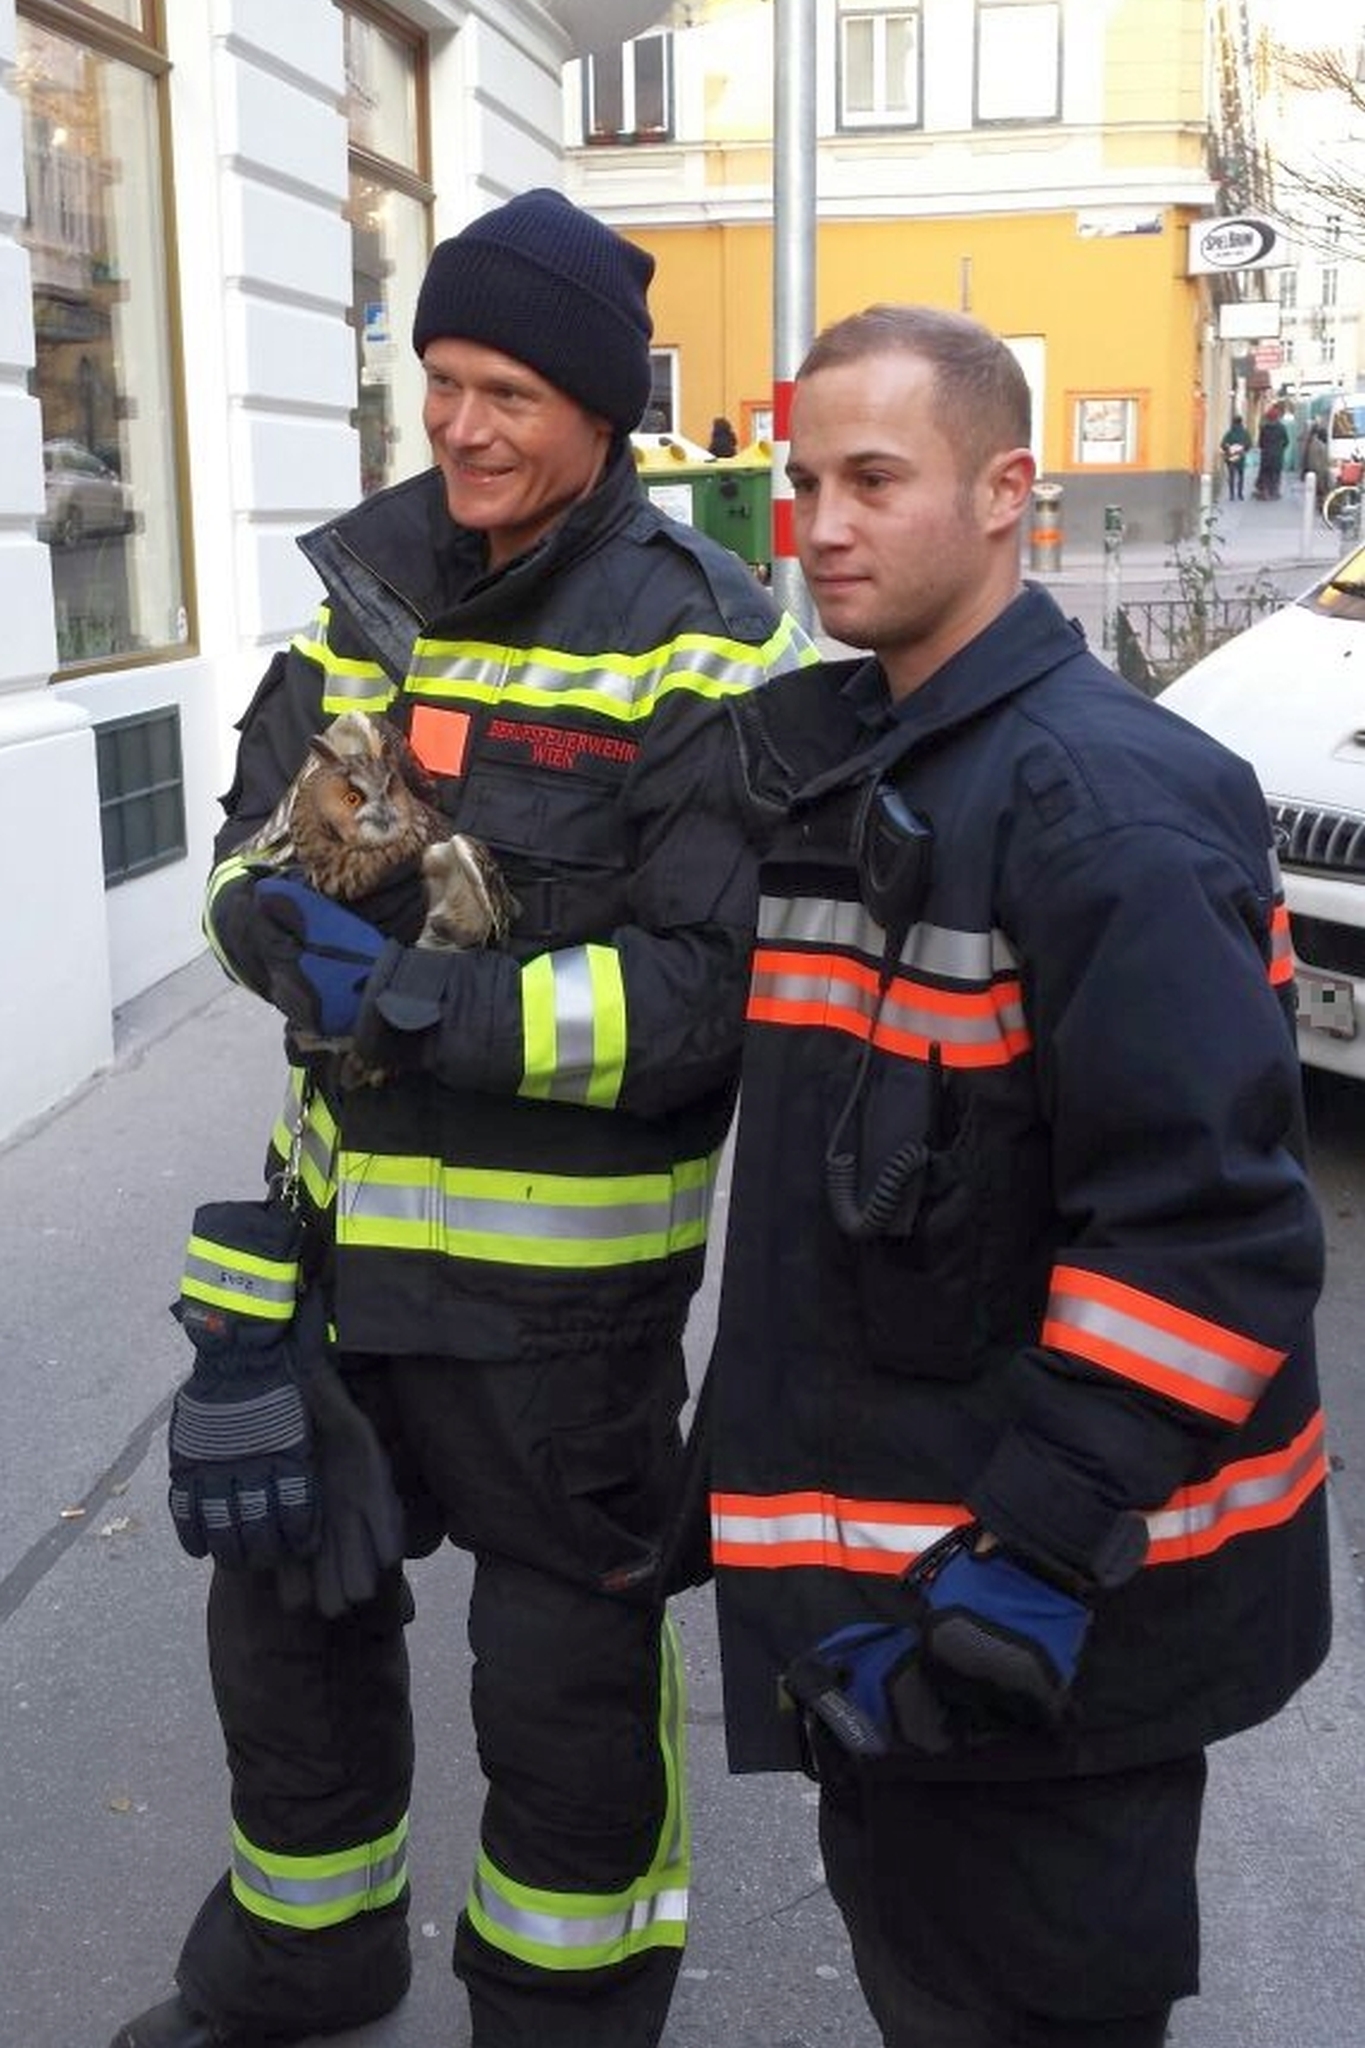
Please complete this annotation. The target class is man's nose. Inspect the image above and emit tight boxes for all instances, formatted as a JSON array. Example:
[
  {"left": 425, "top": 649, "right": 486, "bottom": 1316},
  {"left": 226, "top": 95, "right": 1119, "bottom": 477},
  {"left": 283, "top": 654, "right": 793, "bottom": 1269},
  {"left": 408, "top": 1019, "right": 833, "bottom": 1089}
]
[{"left": 435, "top": 391, "right": 492, "bottom": 444}]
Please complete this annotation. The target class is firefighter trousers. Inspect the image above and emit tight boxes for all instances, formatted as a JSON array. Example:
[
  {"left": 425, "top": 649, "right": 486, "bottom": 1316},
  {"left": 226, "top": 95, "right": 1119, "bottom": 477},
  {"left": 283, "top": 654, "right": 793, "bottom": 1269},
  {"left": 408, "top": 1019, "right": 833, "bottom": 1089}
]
[{"left": 175, "top": 1339, "right": 691, "bottom": 2048}]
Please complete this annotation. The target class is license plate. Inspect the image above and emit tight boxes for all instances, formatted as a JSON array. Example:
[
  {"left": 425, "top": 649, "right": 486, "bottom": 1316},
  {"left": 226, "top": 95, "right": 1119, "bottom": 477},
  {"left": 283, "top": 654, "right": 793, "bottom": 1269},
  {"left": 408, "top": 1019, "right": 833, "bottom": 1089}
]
[{"left": 1295, "top": 966, "right": 1357, "bottom": 1040}]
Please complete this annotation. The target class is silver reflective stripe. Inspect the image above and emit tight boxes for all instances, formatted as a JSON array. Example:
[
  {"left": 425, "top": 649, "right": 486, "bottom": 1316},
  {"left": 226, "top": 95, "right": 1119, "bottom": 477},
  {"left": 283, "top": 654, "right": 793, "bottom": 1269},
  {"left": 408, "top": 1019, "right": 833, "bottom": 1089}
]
[
  {"left": 235, "top": 1843, "right": 406, "bottom": 1909},
  {"left": 470, "top": 1873, "right": 690, "bottom": 1954},
  {"left": 758, "top": 897, "right": 1020, "bottom": 979},
  {"left": 406, "top": 634, "right": 777, "bottom": 712},
  {"left": 710, "top": 1498, "right": 964, "bottom": 1568},
  {"left": 1045, "top": 1270, "right": 1276, "bottom": 1418},
  {"left": 465, "top": 1617, "right": 688, "bottom": 1969},
  {"left": 337, "top": 1169, "right": 712, "bottom": 1259},
  {"left": 231, "top": 1816, "right": 409, "bottom": 1930},
  {"left": 546, "top": 949, "right": 598, "bottom": 1099},
  {"left": 181, "top": 1247, "right": 296, "bottom": 1315},
  {"left": 751, "top": 960, "right": 1026, "bottom": 1049}
]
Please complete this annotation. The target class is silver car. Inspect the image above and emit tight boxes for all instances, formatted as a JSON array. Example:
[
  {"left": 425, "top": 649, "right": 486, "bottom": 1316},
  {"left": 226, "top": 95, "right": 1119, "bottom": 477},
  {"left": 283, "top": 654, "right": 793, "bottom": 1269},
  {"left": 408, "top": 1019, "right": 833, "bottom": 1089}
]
[{"left": 41, "top": 438, "right": 132, "bottom": 547}]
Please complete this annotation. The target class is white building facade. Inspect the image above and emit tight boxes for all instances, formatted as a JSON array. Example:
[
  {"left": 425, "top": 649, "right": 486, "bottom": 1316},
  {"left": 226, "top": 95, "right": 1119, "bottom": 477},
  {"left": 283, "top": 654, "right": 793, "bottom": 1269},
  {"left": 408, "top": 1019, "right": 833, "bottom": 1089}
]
[{"left": 0, "top": 0, "right": 586, "bottom": 1147}]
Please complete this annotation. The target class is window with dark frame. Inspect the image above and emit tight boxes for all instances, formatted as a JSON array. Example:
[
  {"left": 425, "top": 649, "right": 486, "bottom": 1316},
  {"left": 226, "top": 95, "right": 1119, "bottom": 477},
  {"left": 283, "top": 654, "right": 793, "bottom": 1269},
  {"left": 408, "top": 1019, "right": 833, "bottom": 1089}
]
[
  {"left": 838, "top": 3, "right": 922, "bottom": 131},
  {"left": 96, "top": 705, "right": 187, "bottom": 886}
]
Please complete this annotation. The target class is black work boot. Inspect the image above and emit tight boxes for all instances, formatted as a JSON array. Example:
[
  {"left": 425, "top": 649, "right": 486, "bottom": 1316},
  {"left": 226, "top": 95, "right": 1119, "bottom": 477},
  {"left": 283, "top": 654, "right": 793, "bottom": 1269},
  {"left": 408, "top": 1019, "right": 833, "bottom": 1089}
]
[{"left": 107, "top": 1993, "right": 303, "bottom": 2048}]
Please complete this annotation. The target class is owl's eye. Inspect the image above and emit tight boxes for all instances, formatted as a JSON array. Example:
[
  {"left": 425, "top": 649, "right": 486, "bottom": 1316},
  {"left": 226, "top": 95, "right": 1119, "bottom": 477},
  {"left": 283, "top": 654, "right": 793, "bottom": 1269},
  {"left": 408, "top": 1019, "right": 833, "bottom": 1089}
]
[{"left": 342, "top": 787, "right": 364, "bottom": 808}]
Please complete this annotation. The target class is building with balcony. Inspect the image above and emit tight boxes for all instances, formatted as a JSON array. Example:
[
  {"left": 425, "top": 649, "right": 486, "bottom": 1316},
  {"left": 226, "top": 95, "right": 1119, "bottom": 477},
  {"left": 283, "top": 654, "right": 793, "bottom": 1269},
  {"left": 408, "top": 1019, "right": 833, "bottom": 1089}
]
[{"left": 565, "top": 0, "right": 1244, "bottom": 545}]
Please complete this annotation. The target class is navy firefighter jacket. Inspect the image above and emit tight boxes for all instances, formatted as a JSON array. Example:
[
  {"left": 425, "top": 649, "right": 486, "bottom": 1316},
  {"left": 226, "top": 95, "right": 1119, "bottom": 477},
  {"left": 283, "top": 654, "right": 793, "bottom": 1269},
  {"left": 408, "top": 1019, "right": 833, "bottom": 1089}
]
[{"left": 709, "top": 582, "right": 1331, "bottom": 1779}]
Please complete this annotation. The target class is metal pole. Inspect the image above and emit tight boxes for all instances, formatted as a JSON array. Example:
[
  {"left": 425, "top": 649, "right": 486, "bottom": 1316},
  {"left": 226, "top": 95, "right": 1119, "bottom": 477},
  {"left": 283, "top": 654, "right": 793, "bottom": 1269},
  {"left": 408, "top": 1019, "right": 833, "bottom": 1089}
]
[
  {"left": 770, "top": 0, "right": 816, "bottom": 633},
  {"left": 1102, "top": 505, "right": 1124, "bottom": 653}
]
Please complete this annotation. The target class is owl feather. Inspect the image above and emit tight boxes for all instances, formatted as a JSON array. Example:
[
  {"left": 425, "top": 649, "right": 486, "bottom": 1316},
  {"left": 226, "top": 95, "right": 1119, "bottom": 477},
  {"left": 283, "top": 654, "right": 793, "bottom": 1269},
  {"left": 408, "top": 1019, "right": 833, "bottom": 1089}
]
[{"left": 240, "top": 711, "right": 518, "bottom": 1084}]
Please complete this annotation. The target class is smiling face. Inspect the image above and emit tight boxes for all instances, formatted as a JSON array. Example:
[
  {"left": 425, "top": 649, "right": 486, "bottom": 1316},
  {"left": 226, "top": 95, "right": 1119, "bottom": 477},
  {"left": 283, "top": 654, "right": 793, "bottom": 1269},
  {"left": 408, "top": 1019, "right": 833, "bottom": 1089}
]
[
  {"left": 788, "top": 348, "right": 1035, "bottom": 699},
  {"left": 421, "top": 337, "right": 614, "bottom": 570}
]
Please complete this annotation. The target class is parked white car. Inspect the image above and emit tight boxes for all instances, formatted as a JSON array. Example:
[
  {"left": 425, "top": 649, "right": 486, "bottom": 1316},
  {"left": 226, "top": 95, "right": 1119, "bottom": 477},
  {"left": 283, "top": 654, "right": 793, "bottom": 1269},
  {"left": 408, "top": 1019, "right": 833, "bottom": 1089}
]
[{"left": 1158, "top": 543, "right": 1365, "bottom": 1080}]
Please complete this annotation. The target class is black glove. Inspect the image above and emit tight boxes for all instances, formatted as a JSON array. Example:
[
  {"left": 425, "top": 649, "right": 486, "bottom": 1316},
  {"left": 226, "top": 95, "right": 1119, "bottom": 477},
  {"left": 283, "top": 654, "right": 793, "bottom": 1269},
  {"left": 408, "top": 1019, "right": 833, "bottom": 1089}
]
[
  {"left": 274, "top": 1340, "right": 407, "bottom": 1618},
  {"left": 167, "top": 1212, "right": 323, "bottom": 1570}
]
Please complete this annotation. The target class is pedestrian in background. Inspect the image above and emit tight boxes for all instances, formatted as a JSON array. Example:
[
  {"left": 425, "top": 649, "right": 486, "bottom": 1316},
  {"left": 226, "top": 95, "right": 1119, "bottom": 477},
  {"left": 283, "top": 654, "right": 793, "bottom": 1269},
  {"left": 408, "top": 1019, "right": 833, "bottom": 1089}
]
[
  {"left": 112, "top": 189, "right": 814, "bottom": 2048},
  {"left": 708, "top": 303, "right": 1330, "bottom": 2048},
  {"left": 1220, "top": 411, "right": 1250, "bottom": 499},
  {"left": 1255, "top": 405, "right": 1289, "bottom": 500},
  {"left": 708, "top": 415, "right": 739, "bottom": 458},
  {"left": 1301, "top": 422, "right": 1331, "bottom": 510}
]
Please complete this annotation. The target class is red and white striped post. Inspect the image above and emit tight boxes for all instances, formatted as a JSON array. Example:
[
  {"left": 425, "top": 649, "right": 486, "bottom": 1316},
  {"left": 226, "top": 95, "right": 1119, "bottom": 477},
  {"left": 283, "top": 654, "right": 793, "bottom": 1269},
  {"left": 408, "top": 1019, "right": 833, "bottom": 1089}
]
[
  {"left": 770, "top": 375, "right": 796, "bottom": 582},
  {"left": 769, "top": 0, "right": 816, "bottom": 632}
]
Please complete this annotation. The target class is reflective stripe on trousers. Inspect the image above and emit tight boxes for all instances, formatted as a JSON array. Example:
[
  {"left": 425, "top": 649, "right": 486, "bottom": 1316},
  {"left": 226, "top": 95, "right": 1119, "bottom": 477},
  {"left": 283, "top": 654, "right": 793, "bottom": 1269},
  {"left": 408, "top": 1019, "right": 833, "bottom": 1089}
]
[
  {"left": 230, "top": 1813, "right": 409, "bottom": 1930},
  {"left": 464, "top": 1615, "right": 689, "bottom": 1971}
]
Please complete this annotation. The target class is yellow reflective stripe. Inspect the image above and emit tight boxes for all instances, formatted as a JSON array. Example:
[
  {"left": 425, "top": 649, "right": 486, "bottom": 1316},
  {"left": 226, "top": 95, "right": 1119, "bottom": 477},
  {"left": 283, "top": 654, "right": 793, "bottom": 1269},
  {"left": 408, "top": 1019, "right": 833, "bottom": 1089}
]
[
  {"left": 269, "top": 1069, "right": 339, "bottom": 1213},
  {"left": 404, "top": 619, "right": 800, "bottom": 722},
  {"left": 335, "top": 1152, "right": 718, "bottom": 1268},
  {"left": 465, "top": 1616, "right": 688, "bottom": 1970},
  {"left": 231, "top": 1815, "right": 409, "bottom": 1931},
  {"left": 202, "top": 852, "right": 260, "bottom": 979},
  {"left": 518, "top": 946, "right": 627, "bottom": 1109},
  {"left": 181, "top": 1234, "right": 299, "bottom": 1321},
  {"left": 289, "top": 604, "right": 395, "bottom": 716}
]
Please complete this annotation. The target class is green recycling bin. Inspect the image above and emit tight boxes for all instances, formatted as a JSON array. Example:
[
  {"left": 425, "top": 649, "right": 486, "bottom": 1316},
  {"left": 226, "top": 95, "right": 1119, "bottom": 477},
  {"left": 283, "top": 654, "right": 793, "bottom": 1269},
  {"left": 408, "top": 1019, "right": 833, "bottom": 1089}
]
[
  {"left": 692, "top": 462, "right": 772, "bottom": 569},
  {"left": 635, "top": 442, "right": 772, "bottom": 572}
]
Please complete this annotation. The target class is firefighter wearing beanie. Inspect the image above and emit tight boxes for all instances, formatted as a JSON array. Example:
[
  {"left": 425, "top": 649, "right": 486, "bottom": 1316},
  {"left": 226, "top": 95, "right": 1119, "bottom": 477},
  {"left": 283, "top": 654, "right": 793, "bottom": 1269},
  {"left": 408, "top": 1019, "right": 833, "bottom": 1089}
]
[{"left": 111, "top": 190, "right": 816, "bottom": 2048}]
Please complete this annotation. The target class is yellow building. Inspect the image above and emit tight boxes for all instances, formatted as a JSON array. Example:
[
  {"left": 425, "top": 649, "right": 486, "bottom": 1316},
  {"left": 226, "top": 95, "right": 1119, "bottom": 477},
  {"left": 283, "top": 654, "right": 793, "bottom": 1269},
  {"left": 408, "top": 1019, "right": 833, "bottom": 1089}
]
[{"left": 567, "top": 0, "right": 1252, "bottom": 546}]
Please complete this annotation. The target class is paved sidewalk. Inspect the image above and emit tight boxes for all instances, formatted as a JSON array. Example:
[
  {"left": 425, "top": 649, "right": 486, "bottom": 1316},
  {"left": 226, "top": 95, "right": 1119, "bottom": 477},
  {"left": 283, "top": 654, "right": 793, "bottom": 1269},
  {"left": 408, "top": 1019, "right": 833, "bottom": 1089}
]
[
  {"left": 2, "top": 946, "right": 1363, "bottom": 2046},
  {"left": 1031, "top": 474, "right": 1345, "bottom": 653}
]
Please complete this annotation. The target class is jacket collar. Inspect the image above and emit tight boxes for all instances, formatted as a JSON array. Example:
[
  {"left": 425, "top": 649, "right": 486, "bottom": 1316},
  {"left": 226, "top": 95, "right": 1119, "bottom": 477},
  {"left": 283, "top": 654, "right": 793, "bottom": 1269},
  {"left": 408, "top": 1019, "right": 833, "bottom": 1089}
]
[
  {"left": 797, "top": 583, "right": 1089, "bottom": 804},
  {"left": 296, "top": 439, "right": 645, "bottom": 668}
]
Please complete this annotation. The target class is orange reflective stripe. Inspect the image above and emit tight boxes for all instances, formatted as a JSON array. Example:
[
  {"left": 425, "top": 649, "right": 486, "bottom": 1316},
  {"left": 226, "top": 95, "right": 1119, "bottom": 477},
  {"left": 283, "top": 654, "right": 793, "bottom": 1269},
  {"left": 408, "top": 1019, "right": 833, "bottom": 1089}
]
[
  {"left": 1043, "top": 1265, "right": 1282, "bottom": 1424},
  {"left": 1269, "top": 902, "right": 1294, "bottom": 986},
  {"left": 710, "top": 1491, "right": 969, "bottom": 1575},
  {"left": 714, "top": 1418, "right": 1323, "bottom": 1580},
  {"left": 1145, "top": 1411, "right": 1327, "bottom": 1563},
  {"left": 748, "top": 947, "right": 1029, "bottom": 1069}
]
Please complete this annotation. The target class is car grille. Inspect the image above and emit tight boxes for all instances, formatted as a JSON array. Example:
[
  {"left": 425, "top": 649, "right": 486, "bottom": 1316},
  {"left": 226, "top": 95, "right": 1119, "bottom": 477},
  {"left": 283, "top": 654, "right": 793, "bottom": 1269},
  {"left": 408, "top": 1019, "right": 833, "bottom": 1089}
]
[
  {"left": 1291, "top": 914, "right": 1365, "bottom": 980},
  {"left": 1269, "top": 798, "right": 1365, "bottom": 877}
]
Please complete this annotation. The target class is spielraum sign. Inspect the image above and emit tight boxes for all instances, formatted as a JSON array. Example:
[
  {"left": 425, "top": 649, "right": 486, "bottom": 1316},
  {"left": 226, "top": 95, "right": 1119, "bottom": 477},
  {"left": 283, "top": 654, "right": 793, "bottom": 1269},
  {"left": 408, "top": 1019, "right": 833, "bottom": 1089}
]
[{"left": 1187, "top": 215, "right": 1290, "bottom": 275}]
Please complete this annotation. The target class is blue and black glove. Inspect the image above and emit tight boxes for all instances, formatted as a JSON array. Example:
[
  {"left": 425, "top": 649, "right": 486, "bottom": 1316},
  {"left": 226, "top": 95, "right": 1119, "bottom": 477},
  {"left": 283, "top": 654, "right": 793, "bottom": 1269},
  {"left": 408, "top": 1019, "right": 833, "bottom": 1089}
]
[
  {"left": 249, "top": 877, "right": 388, "bottom": 1040},
  {"left": 899, "top": 1527, "right": 1093, "bottom": 1737},
  {"left": 783, "top": 1527, "right": 1093, "bottom": 1767}
]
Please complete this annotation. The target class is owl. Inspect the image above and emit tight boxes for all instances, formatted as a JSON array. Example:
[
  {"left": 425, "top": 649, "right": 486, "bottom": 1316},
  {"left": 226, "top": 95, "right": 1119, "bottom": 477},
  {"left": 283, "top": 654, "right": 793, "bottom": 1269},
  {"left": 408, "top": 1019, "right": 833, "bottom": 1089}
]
[{"left": 244, "top": 710, "right": 517, "bottom": 953}]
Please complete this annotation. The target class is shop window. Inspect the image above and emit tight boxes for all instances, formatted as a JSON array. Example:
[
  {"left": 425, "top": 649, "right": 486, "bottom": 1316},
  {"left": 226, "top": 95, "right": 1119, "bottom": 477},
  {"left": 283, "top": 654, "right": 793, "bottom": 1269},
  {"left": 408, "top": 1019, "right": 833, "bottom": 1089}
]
[
  {"left": 839, "top": 4, "right": 922, "bottom": 130},
  {"left": 341, "top": 2, "right": 433, "bottom": 494},
  {"left": 17, "top": 4, "right": 187, "bottom": 673},
  {"left": 96, "top": 706, "right": 186, "bottom": 886},
  {"left": 642, "top": 350, "right": 678, "bottom": 434},
  {"left": 975, "top": 0, "right": 1061, "bottom": 124},
  {"left": 584, "top": 33, "right": 673, "bottom": 145},
  {"left": 1071, "top": 393, "right": 1144, "bottom": 469}
]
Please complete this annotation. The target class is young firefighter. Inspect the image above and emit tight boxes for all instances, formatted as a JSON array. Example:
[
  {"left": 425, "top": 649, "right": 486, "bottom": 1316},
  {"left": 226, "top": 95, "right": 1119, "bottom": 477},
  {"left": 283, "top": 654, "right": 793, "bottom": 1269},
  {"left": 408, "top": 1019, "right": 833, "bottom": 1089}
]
[{"left": 708, "top": 305, "right": 1330, "bottom": 2048}]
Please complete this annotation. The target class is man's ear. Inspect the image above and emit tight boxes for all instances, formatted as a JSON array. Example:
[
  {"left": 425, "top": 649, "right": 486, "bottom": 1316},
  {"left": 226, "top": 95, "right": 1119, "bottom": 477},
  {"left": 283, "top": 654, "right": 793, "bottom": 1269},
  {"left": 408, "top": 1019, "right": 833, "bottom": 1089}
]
[{"left": 981, "top": 447, "right": 1037, "bottom": 531}]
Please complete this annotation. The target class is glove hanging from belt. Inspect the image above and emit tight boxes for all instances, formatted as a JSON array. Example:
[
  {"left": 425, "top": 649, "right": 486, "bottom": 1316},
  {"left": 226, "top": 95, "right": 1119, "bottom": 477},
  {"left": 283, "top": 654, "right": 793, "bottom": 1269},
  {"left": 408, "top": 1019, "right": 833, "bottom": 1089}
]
[
  {"left": 166, "top": 1197, "right": 406, "bottom": 1611},
  {"left": 167, "top": 1198, "right": 321, "bottom": 1569}
]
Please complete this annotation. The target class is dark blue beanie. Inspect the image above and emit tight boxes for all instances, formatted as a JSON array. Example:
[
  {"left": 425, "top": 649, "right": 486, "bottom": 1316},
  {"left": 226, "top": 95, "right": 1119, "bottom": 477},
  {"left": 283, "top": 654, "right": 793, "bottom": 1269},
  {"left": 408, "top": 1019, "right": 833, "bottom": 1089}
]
[{"left": 411, "top": 189, "right": 655, "bottom": 433}]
